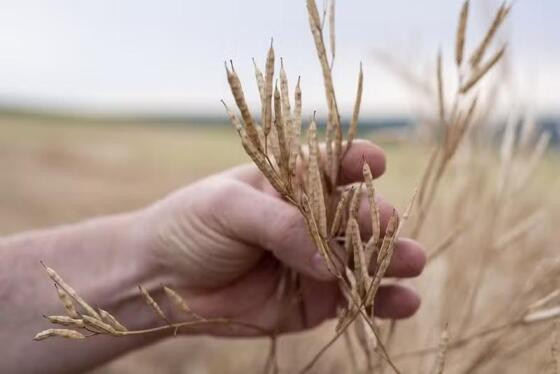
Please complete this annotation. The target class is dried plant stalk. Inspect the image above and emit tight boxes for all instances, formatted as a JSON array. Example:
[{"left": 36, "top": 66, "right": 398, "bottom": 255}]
[
  {"left": 469, "top": 3, "right": 510, "bottom": 68},
  {"left": 461, "top": 45, "right": 506, "bottom": 94},
  {"left": 347, "top": 63, "right": 364, "bottom": 150},
  {"left": 455, "top": 0, "right": 469, "bottom": 67}
]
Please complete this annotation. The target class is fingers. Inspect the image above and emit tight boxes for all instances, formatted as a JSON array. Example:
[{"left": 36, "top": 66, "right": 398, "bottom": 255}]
[
  {"left": 222, "top": 181, "right": 425, "bottom": 282},
  {"left": 225, "top": 139, "right": 386, "bottom": 191},
  {"left": 384, "top": 239, "right": 426, "bottom": 278},
  {"left": 338, "top": 140, "right": 386, "bottom": 185},
  {"left": 373, "top": 284, "right": 421, "bottom": 319}
]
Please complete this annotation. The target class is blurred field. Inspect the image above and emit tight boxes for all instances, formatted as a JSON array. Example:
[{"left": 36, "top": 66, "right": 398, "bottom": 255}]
[{"left": 2, "top": 117, "right": 559, "bottom": 373}]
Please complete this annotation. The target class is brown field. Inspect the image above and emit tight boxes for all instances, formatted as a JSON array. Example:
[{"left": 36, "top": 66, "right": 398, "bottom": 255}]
[{"left": 2, "top": 117, "right": 559, "bottom": 373}]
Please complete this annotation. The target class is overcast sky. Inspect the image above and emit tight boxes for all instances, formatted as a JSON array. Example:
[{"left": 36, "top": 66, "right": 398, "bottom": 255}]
[{"left": 0, "top": 0, "right": 558, "bottom": 117}]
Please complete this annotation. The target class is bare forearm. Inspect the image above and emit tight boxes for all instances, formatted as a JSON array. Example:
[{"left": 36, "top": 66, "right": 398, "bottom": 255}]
[{"left": 0, "top": 211, "right": 164, "bottom": 374}]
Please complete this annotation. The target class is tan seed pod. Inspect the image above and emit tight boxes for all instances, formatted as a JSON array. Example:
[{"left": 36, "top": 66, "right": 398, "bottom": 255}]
[
  {"left": 347, "top": 63, "right": 363, "bottom": 151},
  {"left": 289, "top": 77, "right": 302, "bottom": 173},
  {"left": 349, "top": 218, "right": 369, "bottom": 296},
  {"left": 252, "top": 58, "right": 265, "bottom": 103},
  {"left": 279, "top": 59, "right": 293, "bottom": 142},
  {"left": 307, "top": 117, "right": 327, "bottom": 238},
  {"left": 377, "top": 210, "right": 398, "bottom": 266},
  {"left": 437, "top": 51, "right": 445, "bottom": 124},
  {"left": 274, "top": 83, "right": 290, "bottom": 179},
  {"left": 433, "top": 327, "right": 449, "bottom": 374},
  {"left": 363, "top": 237, "right": 378, "bottom": 270},
  {"left": 82, "top": 315, "right": 118, "bottom": 335},
  {"left": 363, "top": 162, "right": 380, "bottom": 246},
  {"left": 138, "top": 285, "right": 170, "bottom": 325},
  {"left": 306, "top": 0, "right": 342, "bottom": 185},
  {"left": 34, "top": 328, "right": 85, "bottom": 341},
  {"left": 45, "top": 315, "right": 85, "bottom": 328},
  {"left": 328, "top": 0, "right": 336, "bottom": 68},
  {"left": 222, "top": 101, "right": 287, "bottom": 196},
  {"left": 225, "top": 62, "right": 262, "bottom": 152},
  {"left": 164, "top": 286, "right": 196, "bottom": 317},
  {"left": 461, "top": 44, "right": 506, "bottom": 94},
  {"left": 98, "top": 308, "right": 128, "bottom": 332},
  {"left": 366, "top": 210, "right": 398, "bottom": 307},
  {"left": 469, "top": 2, "right": 510, "bottom": 68},
  {"left": 330, "top": 187, "right": 352, "bottom": 237},
  {"left": 455, "top": 0, "right": 469, "bottom": 67},
  {"left": 54, "top": 283, "right": 79, "bottom": 319},
  {"left": 301, "top": 194, "right": 335, "bottom": 273},
  {"left": 348, "top": 183, "right": 363, "bottom": 221},
  {"left": 264, "top": 41, "right": 275, "bottom": 137},
  {"left": 41, "top": 262, "right": 100, "bottom": 320}
]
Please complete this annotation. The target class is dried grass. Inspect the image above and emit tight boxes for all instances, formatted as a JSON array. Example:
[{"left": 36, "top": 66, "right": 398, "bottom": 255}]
[{"left": 35, "top": 1, "right": 558, "bottom": 373}]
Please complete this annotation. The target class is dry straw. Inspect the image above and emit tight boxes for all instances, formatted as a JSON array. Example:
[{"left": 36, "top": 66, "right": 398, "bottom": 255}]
[{"left": 35, "top": 1, "right": 556, "bottom": 373}]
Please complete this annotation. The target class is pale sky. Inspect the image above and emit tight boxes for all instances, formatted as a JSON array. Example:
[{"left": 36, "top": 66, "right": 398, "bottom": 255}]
[{"left": 0, "top": 0, "right": 558, "bottom": 117}]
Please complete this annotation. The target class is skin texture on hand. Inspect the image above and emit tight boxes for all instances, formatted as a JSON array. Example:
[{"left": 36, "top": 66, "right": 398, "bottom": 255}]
[{"left": 141, "top": 140, "right": 426, "bottom": 335}]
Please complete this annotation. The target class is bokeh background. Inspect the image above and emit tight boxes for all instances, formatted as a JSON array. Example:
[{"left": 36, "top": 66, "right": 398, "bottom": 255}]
[{"left": 1, "top": 0, "right": 558, "bottom": 373}]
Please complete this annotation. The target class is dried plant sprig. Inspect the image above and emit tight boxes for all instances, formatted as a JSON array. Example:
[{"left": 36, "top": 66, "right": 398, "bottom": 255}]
[
  {"left": 436, "top": 51, "right": 445, "bottom": 124},
  {"left": 432, "top": 326, "right": 449, "bottom": 374},
  {"left": 347, "top": 63, "right": 364, "bottom": 151},
  {"left": 40, "top": 261, "right": 100, "bottom": 320},
  {"left": 330, "top": 186, "right": 352, "bottom": 238},
  {"left": 455, "top": 0, "right": 469, "bottom": 67},
  {"left": 461, "top": 44, "right": 507, "bottom": 94},
  {"left": 274, "top": 83, "right": 290, "bottom": 180},
  {"left": 225, "top": 62, "right": 263, "bottom": 152},
  {"left": 363, "top": 161, "right": 380, "bottom": 246},
  {"left": 469, "top": 2, "right": 511, "bottom": 68},
  {"left": 138, "top": 285, "right": 170, "bottom": 326},
  {"left": 307, "top": 115, "right": 328, "bottom": 238},
  {"left": 264, "top": 41, "right": 275, "bottom": 139}
]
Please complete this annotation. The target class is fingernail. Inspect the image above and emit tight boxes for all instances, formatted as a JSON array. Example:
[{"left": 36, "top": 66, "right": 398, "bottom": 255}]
[{"left": 311, "top": 252, "right": 334, "bottom": 280}]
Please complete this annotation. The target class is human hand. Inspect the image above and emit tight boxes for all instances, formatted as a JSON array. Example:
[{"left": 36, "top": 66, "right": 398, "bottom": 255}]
[{"left": 140, "top": 140, "right": 426, "bottom": 336}]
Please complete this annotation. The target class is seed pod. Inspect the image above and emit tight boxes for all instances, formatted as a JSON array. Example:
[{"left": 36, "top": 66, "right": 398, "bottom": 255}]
[
  {"left": 41, "top": 262, "right": 100, "bottom": 320},
  {"left": 164, "top": 286, "right": 195, "bottom": 317},
  {"left": 98, "top": 308, "right": 128, "bottom": 332},
  {"left": 307, "top": 117, "right": 327, "bottom": 238},
  {"left": 138, "top": 285, "right": 170, "bottom": 325},
  {"left": 252, "top": 58, "right": 265, "bottom": 103},
  {"left": 461, "top": 45, "right": 506, "bottom": 94},
  {"left": 274, "top": 83, "right": 290, "bottom": 179},
  {"left": 363, "top": 162, "right": 380, "bottom": 246},
  {"left": 264, "top": 41, "right": 275, "bottom": 137},
  {"left": 54, "top": 284, "right": 79, "bottom": 319},
  {"left": 225, "top": 62, "right": 262, "bottom": 152},
  {"left": 289, "top": 77, "right": 302, "bottom": 173},
  {"left": 34, "top": 328, "right": 85, "bottom": 341},
  {"left": 82, "top": 315, "right": 118, "bottom": 335},
  {"left": 347, "top": 63, "right": 363, "bottom": 151},
  {"left": 437, "top": 51, "right": 445, "bottom": 124},
  {"left": 45, "top": 315, "right": 85, "bottom": 328},
  {"left": 455, "top": 0, "right": 469, "bottom": 66},
  {"left": 469, "top": 3, "right": 510, "bottom": 68},
  {"left": 330, "top": 187, "right": 352, "bottom": 237}
]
